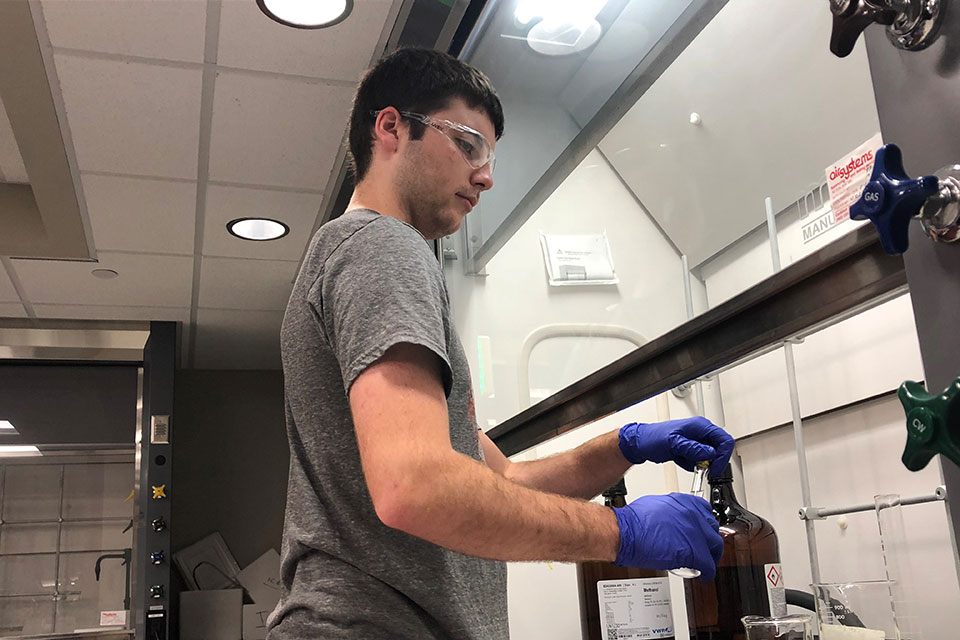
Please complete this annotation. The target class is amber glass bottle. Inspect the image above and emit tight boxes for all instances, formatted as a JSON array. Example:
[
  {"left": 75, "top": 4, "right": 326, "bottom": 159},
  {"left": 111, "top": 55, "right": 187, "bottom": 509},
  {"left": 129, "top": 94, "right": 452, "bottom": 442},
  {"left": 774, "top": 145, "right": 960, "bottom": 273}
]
[
  {"left": 687, "top": 465, "right": 786, "bottom": 640},
  {"left": 577, "top": 480, "right": 675, "bottom": 640}
]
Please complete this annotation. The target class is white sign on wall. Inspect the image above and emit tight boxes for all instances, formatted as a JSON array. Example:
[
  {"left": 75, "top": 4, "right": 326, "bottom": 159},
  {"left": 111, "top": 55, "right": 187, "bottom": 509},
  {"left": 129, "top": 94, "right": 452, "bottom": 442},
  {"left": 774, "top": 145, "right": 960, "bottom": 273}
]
[
  {"left": 100, "top": 610, "right": 127, "bottom": 626},
  {"left": 538, "top": 231, "right": 618, "bottom": 286},
  {"left": 805, "top": 133, "right": 883, "bottom": 244}
]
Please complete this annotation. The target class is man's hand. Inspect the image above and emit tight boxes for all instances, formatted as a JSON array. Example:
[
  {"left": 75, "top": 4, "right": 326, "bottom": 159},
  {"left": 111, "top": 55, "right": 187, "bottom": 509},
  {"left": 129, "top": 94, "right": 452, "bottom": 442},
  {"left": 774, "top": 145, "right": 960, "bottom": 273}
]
[
  {"left": 613, "top": 493, "right": 724, "bottom": 580},
  {"left": 618, "top": 417, "right": 735, "bottom": 478}
]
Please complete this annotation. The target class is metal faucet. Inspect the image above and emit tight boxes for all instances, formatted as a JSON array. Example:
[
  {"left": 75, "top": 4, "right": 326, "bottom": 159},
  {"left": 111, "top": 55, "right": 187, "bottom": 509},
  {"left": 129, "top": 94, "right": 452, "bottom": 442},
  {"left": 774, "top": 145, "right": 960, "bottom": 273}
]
[{"left": 94, "top": 548, "right": 132, "bottom": 611}]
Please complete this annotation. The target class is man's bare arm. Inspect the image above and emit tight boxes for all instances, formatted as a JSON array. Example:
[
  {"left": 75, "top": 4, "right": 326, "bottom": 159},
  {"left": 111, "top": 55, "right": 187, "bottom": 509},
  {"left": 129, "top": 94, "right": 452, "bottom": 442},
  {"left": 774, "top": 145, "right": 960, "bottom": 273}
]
[
  {"left": 350, "top": 343, "right": 620, "bottom": 563},
  {"left": 478, "top": 429, "right": 630, "bottom": 500}
]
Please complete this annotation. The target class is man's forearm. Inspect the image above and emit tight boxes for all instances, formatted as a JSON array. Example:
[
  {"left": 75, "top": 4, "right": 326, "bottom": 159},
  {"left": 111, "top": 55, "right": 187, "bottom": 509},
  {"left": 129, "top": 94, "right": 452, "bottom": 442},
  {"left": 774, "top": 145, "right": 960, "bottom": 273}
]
[
  {"left": 377, "top": 449, "right": 621, "bottom": 564},
  {"left": 506, "top": 430, "right": 631, "bottom": 499}
]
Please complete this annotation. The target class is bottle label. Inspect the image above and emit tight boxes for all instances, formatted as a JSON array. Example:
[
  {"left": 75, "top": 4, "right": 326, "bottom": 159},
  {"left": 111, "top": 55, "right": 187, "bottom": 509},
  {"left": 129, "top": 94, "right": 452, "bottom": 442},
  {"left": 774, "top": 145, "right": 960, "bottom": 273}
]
[
  {"left": 596, "top": 577, "right": 674, "bottom": 639},
  {"left": 763, "top": 563, "right": 787, "bottom": 617}
]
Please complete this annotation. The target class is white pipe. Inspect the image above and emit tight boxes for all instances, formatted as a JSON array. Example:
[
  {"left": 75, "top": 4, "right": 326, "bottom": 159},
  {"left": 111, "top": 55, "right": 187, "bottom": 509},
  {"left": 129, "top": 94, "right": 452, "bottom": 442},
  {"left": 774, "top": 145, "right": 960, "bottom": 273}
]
[
  {"left": 517, "top": 324, "right": 647, "bottom": 409},
  {"left": 766, "top": 196, "right": 822, "bottom": 585},
  {"left": 680, "top": 255, "right": 708, "bottom": 416}
]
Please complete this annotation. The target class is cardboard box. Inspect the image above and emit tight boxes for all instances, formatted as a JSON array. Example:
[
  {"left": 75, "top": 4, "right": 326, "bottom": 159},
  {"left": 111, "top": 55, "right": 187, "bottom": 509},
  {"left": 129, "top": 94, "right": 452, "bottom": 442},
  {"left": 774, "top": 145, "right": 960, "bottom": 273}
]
[
  {"left": 242, "top": 604, "right": 273, "bottom": 640},
  {"left": 180, "top": 589, "right": 242, "bottom": 640},
  {"left": 238, "top": 549, "right": 282, "bottom": 609}
]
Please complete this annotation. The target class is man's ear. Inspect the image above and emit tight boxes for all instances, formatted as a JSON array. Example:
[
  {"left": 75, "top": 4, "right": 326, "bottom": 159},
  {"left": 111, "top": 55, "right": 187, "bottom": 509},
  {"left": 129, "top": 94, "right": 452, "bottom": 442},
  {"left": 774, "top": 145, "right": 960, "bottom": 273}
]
[{"left": 373, "top": 107, "right": 403, "bottom": 155}]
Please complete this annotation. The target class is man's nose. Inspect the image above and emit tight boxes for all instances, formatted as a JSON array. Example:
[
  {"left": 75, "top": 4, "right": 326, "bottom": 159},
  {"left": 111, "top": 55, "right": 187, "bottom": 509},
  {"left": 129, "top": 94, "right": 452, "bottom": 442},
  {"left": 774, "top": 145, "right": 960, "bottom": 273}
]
[{"left": 472, "top": 163, "right": 494, "bottom": 192}]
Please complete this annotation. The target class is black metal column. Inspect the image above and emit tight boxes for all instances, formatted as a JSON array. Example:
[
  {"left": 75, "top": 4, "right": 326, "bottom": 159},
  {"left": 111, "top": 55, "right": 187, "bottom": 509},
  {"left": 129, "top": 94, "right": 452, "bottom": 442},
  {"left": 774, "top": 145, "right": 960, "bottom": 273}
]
[
  {"left": 134, "top": 321, "right": 176, "bottom": 639},
  {"left": 864, "top": 17, "right": 960, "bottom": 587}
]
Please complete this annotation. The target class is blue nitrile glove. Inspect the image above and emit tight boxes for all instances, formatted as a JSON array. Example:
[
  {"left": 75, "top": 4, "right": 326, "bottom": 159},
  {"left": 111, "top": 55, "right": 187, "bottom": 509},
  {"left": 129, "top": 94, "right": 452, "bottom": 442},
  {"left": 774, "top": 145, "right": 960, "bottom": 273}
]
[
  {"left": 613, "top": 493, "right": 724, "bottom": 581},
  {"left": 618, "top": 417, "right": 735, "bottom": 478}
]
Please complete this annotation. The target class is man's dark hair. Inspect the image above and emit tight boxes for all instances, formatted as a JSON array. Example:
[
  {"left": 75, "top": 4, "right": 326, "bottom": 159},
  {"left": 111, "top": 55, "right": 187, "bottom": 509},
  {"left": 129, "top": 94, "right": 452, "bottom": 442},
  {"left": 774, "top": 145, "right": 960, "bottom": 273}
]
[{"left": 347, "top": 48, "right": 504, "bottom": 181}]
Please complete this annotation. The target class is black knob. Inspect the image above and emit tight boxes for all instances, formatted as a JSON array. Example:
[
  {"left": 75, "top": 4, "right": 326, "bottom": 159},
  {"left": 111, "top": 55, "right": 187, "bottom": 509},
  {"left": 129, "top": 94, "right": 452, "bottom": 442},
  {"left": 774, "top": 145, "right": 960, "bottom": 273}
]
[
  {"left": 830, "top": 0, "right": 897, "bottom": 57},
  {"left": 151, "top": 518, "right": 167, "bottom": 533},
  {"left": 151, "top": 551, "right": 165, "bottom": 565},
  {"left": 150, "top": 584, "right": 165, "bottom": 599}
]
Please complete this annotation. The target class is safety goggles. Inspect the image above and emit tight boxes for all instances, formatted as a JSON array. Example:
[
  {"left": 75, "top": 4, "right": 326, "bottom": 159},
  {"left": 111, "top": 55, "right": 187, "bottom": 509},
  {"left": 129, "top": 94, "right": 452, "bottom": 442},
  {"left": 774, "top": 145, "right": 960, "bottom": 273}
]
[{"left": 373, "top": 109, "right": 496, "bottom": 172}]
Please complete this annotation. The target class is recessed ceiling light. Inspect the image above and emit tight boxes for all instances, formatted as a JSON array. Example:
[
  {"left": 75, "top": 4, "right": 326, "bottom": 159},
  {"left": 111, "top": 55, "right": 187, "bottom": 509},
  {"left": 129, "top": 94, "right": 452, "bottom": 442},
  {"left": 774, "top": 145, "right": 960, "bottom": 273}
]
[
  {"left": 256, "top": 0, "right": 353, "bottom": 29},
  {"left": 0, "top": 445, "right": 40, "bottom": 457},
  {"left": 227, "top": 218, "right": 290, "bottom": 242},
  {"left": 92, "top": 268, "right": 119, "bottom": 280},
  {"left": 0, "top": 420, "right": 18, "bottom": 433}
]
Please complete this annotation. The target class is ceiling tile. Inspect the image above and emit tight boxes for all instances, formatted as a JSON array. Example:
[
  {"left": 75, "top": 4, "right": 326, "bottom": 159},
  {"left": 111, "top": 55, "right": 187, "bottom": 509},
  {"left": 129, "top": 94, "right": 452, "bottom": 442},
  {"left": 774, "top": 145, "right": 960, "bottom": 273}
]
[
  {"left": 55, "top": 54, "right": 202, "bottom": 179},
  {"left": 32, "top": 304, "right": 190, "bottom": 324},
  {"left": 208, "top": 71, "right": 353, "bottom": 189},
  {"left": 0, "top": 98, "right": 28, "bottom": 183},
  {"left": 0, "top": 267, "right": 18, "bottom": 302},
  {"left": 217, "top": 0, "right": 391, "bottom": 81},
  {"left": 0, "top": 303, "right": 26, "bottom": 318},
  {"left": 198, "top": 256, "right": 298, "bottom": 311},
  {"left": 32, "top": 304, "right": 191, "bottom": 365},
  {"left": 194, "top": 308, "right": 284, "bottom": 370},
  {"left": 83, "top": 175, "right": 197, "bottom": 255},
  {"left": 11, "top": 252, "right": 194, "bottom": 307},
  {"left": 41, "top": 0, "right": 206, "bottom": 63},
  {"left": 203, "top": 185, "right": 321, "bottom": 260}
]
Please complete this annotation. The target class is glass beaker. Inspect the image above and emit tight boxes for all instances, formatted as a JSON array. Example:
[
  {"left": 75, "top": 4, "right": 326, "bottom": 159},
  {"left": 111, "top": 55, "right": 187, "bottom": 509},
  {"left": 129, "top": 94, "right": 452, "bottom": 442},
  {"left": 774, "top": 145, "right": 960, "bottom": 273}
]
[
  {"left": 741, "top": 614, "right": 814, "bottom": 640},
  {"left": 812, "top": 581, "right": 900, "bottom": 639},
  {"left": 875, "top": 494, "right": 923, "bottom": 639}
]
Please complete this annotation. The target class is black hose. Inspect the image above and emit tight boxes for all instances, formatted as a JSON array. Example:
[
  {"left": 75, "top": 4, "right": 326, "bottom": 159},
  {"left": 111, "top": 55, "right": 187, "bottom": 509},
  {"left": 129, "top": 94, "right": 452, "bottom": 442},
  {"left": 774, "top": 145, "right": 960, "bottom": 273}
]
[{"left": 786, "top": 588, "right": 816, "bottom": 611}]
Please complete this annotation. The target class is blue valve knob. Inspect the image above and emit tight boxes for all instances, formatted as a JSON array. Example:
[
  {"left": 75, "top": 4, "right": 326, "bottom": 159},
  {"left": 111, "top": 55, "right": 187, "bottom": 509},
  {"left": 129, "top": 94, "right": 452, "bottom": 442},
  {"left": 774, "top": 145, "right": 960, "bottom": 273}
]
[{"left": 849, "top": 144, "right": 940, "bottom": 254}]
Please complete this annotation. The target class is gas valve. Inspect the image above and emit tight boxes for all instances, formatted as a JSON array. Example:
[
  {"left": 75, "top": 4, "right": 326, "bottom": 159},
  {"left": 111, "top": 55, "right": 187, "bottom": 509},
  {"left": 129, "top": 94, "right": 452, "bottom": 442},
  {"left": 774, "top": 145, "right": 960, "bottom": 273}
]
[
  {"left": 899, "top": 377, "right": 960, "bottom": 471},
  {"left": 829, "top": 0, "right": 945, "bottom": 58},
  {"left": 849, "top": 144, "right": 960, "bottom": 254}
]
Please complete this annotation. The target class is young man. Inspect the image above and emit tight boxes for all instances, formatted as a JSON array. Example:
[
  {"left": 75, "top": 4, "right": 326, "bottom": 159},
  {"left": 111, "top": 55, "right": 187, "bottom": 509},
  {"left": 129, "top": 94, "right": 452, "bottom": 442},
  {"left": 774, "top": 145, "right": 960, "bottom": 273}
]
[{"left": 268, "top": 49, "right": 734, "bottom": 639}]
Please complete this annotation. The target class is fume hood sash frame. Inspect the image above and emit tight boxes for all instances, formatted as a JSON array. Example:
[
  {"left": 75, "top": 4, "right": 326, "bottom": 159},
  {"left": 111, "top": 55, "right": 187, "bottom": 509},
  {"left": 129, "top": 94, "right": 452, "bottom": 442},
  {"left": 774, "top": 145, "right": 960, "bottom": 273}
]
[{"left": 488, "top": 225, "right": 906, "bottom": 456}]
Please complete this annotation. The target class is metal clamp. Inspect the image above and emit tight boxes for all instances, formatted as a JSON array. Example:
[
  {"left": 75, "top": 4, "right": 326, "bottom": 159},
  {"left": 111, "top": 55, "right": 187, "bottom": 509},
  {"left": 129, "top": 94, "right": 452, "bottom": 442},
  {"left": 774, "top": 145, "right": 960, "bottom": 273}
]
[
  {"left": 829, "top": 0, "right": 946, "bottom": 58},
  {"left": 919, "top": 168, "right": 960, "bottom": 245},
  {"left": 799, "top": 485, "right": 947, "bottom": 520}
]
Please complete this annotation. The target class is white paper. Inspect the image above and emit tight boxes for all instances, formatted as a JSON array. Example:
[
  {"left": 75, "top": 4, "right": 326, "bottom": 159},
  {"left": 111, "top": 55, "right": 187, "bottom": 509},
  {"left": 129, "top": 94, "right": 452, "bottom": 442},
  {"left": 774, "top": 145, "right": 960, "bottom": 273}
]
[
  {"left": 820, "top": 624, "right": 886, "bottom": 639},
  {"left": 238, "top": 548, "right": 282, "bottom": 609},
  {"left": 243, "top": 604, "right": 272, "bottom": 640},
  {"left": 100, "top": 610, "right": 127, "bottom": 626},
  {"left": 596, "top": 577, "right": 674, "bottom": 639},
  {"left": 539, "top": 231, "right": 618, "bottom": 286},
  {"left": 806, "top": 133, "right": 883, "bottom": 245},
  {"left": 763, "top": 562, "right": 787, "bottom": 617}
]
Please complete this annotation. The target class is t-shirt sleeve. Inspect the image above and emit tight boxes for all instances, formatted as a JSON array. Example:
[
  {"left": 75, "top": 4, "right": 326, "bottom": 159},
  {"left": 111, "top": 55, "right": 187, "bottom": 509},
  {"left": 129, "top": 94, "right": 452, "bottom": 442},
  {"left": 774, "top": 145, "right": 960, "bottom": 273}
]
[{"left": 309, "top": 219, "right": 453, "bottom": 396}]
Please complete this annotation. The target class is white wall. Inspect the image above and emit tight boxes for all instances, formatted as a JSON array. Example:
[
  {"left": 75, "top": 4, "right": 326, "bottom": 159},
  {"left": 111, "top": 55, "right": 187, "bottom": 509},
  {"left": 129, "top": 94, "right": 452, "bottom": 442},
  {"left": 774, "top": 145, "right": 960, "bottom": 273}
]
[
  {"left": 446, "top": 147, "right": 688, "bottom": 429},
  {"left": 446, "top": 146, "right": 696, "bottom": 638},
  {"left": 737, "top": 396, "right": 960, "bottom": 636},
  {"left": 461, "top": 98, "right": 581, "bottom": 254}
]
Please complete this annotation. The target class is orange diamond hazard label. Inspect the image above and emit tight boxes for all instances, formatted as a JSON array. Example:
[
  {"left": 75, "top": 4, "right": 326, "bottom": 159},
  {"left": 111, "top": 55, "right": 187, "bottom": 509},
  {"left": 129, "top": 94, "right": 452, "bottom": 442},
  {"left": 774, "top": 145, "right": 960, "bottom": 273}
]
[{"left": 766, "top": 565, "right": 782, "bottom": 587}]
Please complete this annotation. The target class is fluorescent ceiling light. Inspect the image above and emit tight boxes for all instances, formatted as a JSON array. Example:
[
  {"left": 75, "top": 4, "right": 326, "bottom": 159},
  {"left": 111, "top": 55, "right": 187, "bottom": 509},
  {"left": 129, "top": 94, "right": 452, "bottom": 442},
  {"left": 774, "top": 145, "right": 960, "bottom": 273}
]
[
  {"left": 513, "top": 0, "right": 608, "bottom": 57},
  {"left": 227, "top": 218, "right": 290, "bottom": 242},
  {"left": 0, "top": 446, "right": 41, "bottom": 457},
  {"left": 0, "top": 420, "right": 17, "bottom": 432},
  {"left": 256, "top": 0, "right": 352, "bottom": 29},
  {"left": 515, "top": 0, "right": 607, "bottom": 28},
  {"left": 526, "top": 19, "right": 602, "bottom": 56}
]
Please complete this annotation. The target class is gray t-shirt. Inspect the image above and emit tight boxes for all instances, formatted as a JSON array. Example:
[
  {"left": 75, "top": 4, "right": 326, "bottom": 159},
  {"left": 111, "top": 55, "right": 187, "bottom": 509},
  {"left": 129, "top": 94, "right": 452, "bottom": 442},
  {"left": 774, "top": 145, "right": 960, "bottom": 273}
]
[{"left": 267, "top": 210, "right": 508, "bottom": 639}]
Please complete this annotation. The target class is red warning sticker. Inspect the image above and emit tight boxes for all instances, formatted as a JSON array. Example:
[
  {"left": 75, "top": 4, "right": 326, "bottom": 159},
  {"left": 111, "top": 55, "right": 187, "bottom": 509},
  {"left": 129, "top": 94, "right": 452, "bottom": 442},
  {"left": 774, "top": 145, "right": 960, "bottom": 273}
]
[{"left": 766, "top": 564, "right": 782, "bottom": 588}]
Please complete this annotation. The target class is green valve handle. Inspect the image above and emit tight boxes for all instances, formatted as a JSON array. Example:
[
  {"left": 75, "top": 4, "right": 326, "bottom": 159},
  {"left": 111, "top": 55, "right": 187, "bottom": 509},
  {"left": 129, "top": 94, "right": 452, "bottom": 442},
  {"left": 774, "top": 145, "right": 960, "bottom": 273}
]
[{"left": 898, "top": 377, "right": 960, "bottom": 472}]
